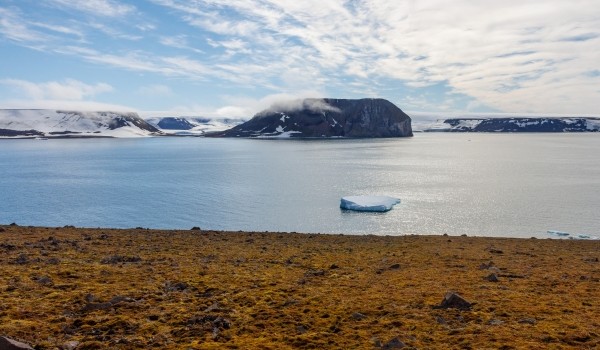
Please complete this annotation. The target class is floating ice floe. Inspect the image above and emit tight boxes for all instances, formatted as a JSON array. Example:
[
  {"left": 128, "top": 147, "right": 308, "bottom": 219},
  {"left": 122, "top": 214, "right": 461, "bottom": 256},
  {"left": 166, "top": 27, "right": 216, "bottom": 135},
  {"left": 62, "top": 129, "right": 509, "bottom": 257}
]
[
  {"left": 340, "top": 195, "right": 400, "bottom": 212},
  {"left": 547, "top": 230, "right": 598, "bottom": 240}
]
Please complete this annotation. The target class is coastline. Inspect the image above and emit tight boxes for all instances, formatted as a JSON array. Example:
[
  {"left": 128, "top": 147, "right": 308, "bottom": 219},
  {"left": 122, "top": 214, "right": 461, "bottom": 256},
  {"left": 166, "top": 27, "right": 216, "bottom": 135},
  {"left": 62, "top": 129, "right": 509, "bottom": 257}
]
[{"left": 1, "top": 225, "right": 598, "bottom": 349}]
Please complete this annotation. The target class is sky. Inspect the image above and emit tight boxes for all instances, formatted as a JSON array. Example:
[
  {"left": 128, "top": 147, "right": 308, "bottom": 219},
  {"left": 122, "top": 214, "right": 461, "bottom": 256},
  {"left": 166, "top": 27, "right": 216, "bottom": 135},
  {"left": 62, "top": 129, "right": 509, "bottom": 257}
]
[{"left": 0, "top": 0, "right": 599, "bottom": 119}]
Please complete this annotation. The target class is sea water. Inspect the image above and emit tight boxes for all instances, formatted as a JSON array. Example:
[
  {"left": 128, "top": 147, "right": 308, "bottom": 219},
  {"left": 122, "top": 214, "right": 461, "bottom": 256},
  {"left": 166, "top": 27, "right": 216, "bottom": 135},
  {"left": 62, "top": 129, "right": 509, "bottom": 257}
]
[{"left": 1, "top": 133, "right": 599, "bottom": 238}]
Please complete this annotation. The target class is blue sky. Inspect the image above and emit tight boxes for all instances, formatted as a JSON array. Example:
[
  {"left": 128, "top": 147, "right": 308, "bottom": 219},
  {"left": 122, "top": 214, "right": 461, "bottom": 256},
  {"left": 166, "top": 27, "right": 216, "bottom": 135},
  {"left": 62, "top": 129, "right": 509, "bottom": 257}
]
[{"left": 0, "top": 0, "right": 599, "bottom": 118}]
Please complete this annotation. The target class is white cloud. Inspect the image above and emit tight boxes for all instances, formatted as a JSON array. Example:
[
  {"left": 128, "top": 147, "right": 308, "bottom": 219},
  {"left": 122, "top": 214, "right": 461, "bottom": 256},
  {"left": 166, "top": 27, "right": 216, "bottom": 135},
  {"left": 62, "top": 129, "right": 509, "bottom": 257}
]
[
  {"left": 137, "top": 84, "right": 173, "bottom": 96},
  {"left": 148, "top": 0, "right": 600, "bottom": 114},
  {"left": 48, "top": 0, "right": 135, "bottom": 17},
  {"left": 0, "top": 7, "right": 47, "bottom": 43},
  {"left": 1, "top": 78, "right": 113, "bottom": 101},
  {"left": 3, "top": 1, "right": 600, "bottom": 114}
]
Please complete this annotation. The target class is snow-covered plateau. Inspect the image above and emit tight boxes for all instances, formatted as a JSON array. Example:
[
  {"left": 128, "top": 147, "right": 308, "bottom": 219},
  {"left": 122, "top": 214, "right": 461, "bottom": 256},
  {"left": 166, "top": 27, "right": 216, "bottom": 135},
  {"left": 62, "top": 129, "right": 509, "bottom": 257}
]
[
  {"left": 0, "top": 110, "right": 161, "bottom": 138},
  {"left": 145, "top": 117, "right": 246, "bottom": 136},
  {"left": 418, "top": 117, "right": 600, "bottom": 132}
]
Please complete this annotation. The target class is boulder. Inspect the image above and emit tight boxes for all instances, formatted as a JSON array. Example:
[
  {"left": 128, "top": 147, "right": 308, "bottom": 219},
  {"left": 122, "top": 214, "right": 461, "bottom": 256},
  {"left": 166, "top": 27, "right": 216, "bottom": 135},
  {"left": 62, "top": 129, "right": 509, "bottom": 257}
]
[{"left": 0, "top": 336, "right": 34, "bottom": 350}]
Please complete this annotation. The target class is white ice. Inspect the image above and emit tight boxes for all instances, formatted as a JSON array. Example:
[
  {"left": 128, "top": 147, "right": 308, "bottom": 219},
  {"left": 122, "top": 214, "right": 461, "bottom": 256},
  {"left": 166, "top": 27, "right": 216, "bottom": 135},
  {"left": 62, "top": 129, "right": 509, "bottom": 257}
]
[{"left": 340, "top": 195, "right": 400, "bottom": 212}]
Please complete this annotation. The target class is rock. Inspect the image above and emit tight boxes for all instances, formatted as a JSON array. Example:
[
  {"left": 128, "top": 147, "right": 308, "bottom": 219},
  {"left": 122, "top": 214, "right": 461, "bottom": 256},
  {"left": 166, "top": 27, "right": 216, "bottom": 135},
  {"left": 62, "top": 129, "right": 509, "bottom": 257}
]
[
  {"left": 479, "top": 261, "right": 495, "bottom": 270},
  {"left": 100, "top": 255, "right": 141, "bottom": 264},
  {"left": 61, "top": 341, "right": 79, "bottom": 350},
  {"left": 304, "top": 269, "right": 326, "bottom": 277},
  {"left": 488, "top": 319, "right": 504, "bottom": 325},
  {"left": 164, "top": 281, "right": 189, "bottom": 292},
  {"left": 435, "top": 316, "right": 447, "bottom": 325},
  {"left": 0, "top": 336, "right": 34, "bottom": 350},
  {"left": 32, "top": 275, "right": 53, "bottom": 286},
  {"left": 215, "top": 98, "right": 413, "bottom": 138},
  {"left": 191, "top": 226, "right": 201, "bottom": 231},
  {"left": 0, "top": 227, "right": 5, "bottom": 232},
  {"left": 9, "top": 223, "right": 17, "bottom": 226},
  {"left": 518, "top": 318, "right": 537, "bottom": 325},
  {"left": 329, "top": 263, "right": 339, "bottom": 269},
  {"left": 436, "top": 292, "right": 473, "bottom": 310},
  {"left": 15, "top": 254, "right": 29, "bottom": 265},
  {"left": 351, "top": 312, "right": 366, "bottom": 321},
  {"left": 389, "top": 263, "right": 401, "bottom": 270},
  {"left": 486, "top": 273, "right": 499, "bottom": 282},
  {"left": 381, "top": 336, "right": 406, "bottom": 349},
  {"left": 296, "top": 325, "right": 307, "bottom": 334}
]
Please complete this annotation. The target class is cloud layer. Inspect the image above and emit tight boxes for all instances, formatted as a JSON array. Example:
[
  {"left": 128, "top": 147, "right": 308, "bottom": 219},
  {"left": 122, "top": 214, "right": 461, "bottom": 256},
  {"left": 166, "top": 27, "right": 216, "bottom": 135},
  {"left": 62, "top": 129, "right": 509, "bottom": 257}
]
[{"left": 0, "top": 1, "right": 599, "bottom": 115}]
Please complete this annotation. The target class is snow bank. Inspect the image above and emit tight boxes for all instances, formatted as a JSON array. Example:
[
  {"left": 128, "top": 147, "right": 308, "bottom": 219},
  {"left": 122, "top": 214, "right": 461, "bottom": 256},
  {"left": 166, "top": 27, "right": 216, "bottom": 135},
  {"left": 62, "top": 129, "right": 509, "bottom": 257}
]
[{"left": 340, "top": 195, "right": 400, "bottom": 212}]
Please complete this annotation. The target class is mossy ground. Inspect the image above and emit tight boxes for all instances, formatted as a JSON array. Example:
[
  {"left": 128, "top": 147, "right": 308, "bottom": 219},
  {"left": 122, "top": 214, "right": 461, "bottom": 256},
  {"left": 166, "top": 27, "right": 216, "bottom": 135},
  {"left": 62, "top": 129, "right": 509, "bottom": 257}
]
[{"left": 0, "top": 225, "right": 598, "bottom": 349}]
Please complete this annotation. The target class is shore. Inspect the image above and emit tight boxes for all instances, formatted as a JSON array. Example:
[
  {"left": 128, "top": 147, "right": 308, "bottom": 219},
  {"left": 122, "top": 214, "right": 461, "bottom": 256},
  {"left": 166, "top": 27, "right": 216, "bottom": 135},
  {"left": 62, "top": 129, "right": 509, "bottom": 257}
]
[{"left": 0, "top": 225, "right": 598, "bottom": 349}]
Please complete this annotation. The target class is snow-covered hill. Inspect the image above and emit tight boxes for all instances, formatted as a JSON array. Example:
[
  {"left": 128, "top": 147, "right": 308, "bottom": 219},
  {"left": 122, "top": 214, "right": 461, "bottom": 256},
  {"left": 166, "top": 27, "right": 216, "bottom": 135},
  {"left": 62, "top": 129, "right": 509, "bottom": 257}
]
[
  {"left": 145, "top": 117, "right": 246, "bottom": 135},
  {"left": 0, "top": 110, "right": 161, "bottom": 138},
  {"left": 420, "top": 117, "right": 600, "bottom": 132}
]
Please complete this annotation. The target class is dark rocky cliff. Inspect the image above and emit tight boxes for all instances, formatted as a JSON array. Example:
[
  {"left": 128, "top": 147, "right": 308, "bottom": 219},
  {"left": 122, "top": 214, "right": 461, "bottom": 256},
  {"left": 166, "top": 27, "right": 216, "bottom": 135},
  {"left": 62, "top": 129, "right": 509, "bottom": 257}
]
[{"left": 215, "top": 98, "right": 413, "bottom": 138}]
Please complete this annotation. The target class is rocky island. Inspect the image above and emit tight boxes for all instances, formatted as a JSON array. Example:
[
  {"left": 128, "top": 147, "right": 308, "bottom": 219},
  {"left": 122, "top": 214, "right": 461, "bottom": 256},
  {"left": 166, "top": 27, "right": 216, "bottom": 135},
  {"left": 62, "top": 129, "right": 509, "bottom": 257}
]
[{"left": 214, "top": 98, "right": 413, "bottom": 138}]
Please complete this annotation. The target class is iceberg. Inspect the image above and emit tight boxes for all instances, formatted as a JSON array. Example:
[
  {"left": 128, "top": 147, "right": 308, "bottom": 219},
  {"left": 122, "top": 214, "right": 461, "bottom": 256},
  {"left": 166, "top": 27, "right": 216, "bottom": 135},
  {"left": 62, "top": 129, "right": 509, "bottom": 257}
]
[{"left": 340, "top": 195, "right": 400, "bottom": 212}]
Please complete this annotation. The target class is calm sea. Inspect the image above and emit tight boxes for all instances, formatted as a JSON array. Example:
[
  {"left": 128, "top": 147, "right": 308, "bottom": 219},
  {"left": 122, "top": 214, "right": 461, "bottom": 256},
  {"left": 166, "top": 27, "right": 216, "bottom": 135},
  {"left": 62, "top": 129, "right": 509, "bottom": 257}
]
[{"left": 1, "top": 133, "right": 599, "bottom": 238}]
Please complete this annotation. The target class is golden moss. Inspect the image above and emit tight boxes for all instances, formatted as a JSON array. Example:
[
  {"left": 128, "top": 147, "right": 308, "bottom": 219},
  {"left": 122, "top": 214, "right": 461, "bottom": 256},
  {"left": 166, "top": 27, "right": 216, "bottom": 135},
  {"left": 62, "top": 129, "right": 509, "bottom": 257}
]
[{"left": 0, "top": 226, "right": 599, "bottom": 349}]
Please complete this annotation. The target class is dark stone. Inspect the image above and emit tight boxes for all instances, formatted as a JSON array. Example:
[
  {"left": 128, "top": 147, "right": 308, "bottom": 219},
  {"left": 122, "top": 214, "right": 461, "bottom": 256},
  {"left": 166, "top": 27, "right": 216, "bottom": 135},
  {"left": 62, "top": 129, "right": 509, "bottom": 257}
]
[
  {"left": 164, "top": 281, "right": 190, "bottom": 292},
  {"left": 15, "top": 254, "right": 29, "bottom": 265},
  {"left": 191, "top": 226, "right": 201, "bottom": 231},
  {"left": 329, "top": 263, "right": 339, "bottom": 269},
  {"left": 305, "top": 269, "right": 326, "bottom": 277},
  {"left": 351, "top": 312, "right": 366, "bottom": 321},
  {"left": 148, "top": 315, "right": 160, "bottom": 321},
  {"left": 9, "top": 223, "right": 17, "bottom": 226},
  {"left": 435, "top": 292, "right": 473, "bottom": 310},
  {"left": 382, "top": 336, "right": 406, "bottom": 349},
  {"left": 32, "top": 275, "right": 53, "bottom": 286},
  {"left": 0, "top": 227, "right": 5, "bottom": 232},
  {"left": 486, "top": 273, "right": 500, "bottom": 282},
  {"left": 215, "top": 98, "right": 412, "bottom": 138},
  {"left": 100, "top": 255, "right": 141, "bottom": 264},
  {"left": 389, "top": 263, "right": 401, "bottom": 270},
  {"left": 518, "top": 318, "right": 537, "bottom": 325},
  {"left": 0, "top": 336, "right": 34, "bottom": 350},
  {"left": 479, "top": 261, "right": 495, "bottom": 270}
]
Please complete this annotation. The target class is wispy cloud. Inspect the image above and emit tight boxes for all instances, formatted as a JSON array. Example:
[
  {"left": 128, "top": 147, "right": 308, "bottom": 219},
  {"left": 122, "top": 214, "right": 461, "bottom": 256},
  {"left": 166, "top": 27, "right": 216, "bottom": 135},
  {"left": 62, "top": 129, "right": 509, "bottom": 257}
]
[
  {"left": 1, "top": 1, "right": 599, "bottom": 114},
  {"left": 48, "top": 0, "right": 135, "bottom": 17},
  {"left": 0, "top": 7, "right": 47, "bottom": 43},
  {"left": 1, "top": 78, "right": 113, "bottom": 100}
]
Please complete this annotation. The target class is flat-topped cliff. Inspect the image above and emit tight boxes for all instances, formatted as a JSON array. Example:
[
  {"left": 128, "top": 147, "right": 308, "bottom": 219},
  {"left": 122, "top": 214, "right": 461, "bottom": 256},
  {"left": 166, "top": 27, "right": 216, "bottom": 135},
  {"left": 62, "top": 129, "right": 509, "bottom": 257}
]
[{"left": 214, "top": 98, "right": 413, "bottom": 138}]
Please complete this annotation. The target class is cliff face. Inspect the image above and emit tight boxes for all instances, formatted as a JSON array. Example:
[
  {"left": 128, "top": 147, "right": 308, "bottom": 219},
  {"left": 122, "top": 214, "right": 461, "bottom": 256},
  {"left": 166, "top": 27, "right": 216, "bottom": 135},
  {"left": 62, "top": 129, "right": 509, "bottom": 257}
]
[
  {"left": 426, "top": 117, "right": 600, "bottom": 132},
  {"left": 215, "top": 98, "right": 413, "bottom": 138}
]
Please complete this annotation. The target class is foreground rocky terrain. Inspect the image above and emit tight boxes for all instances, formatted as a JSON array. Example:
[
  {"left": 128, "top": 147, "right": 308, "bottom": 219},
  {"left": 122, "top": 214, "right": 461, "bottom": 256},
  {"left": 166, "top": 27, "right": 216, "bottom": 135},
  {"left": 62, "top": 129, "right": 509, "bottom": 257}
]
[{"left": 0, "top": 225, "right": 598, "bottom": 349}]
